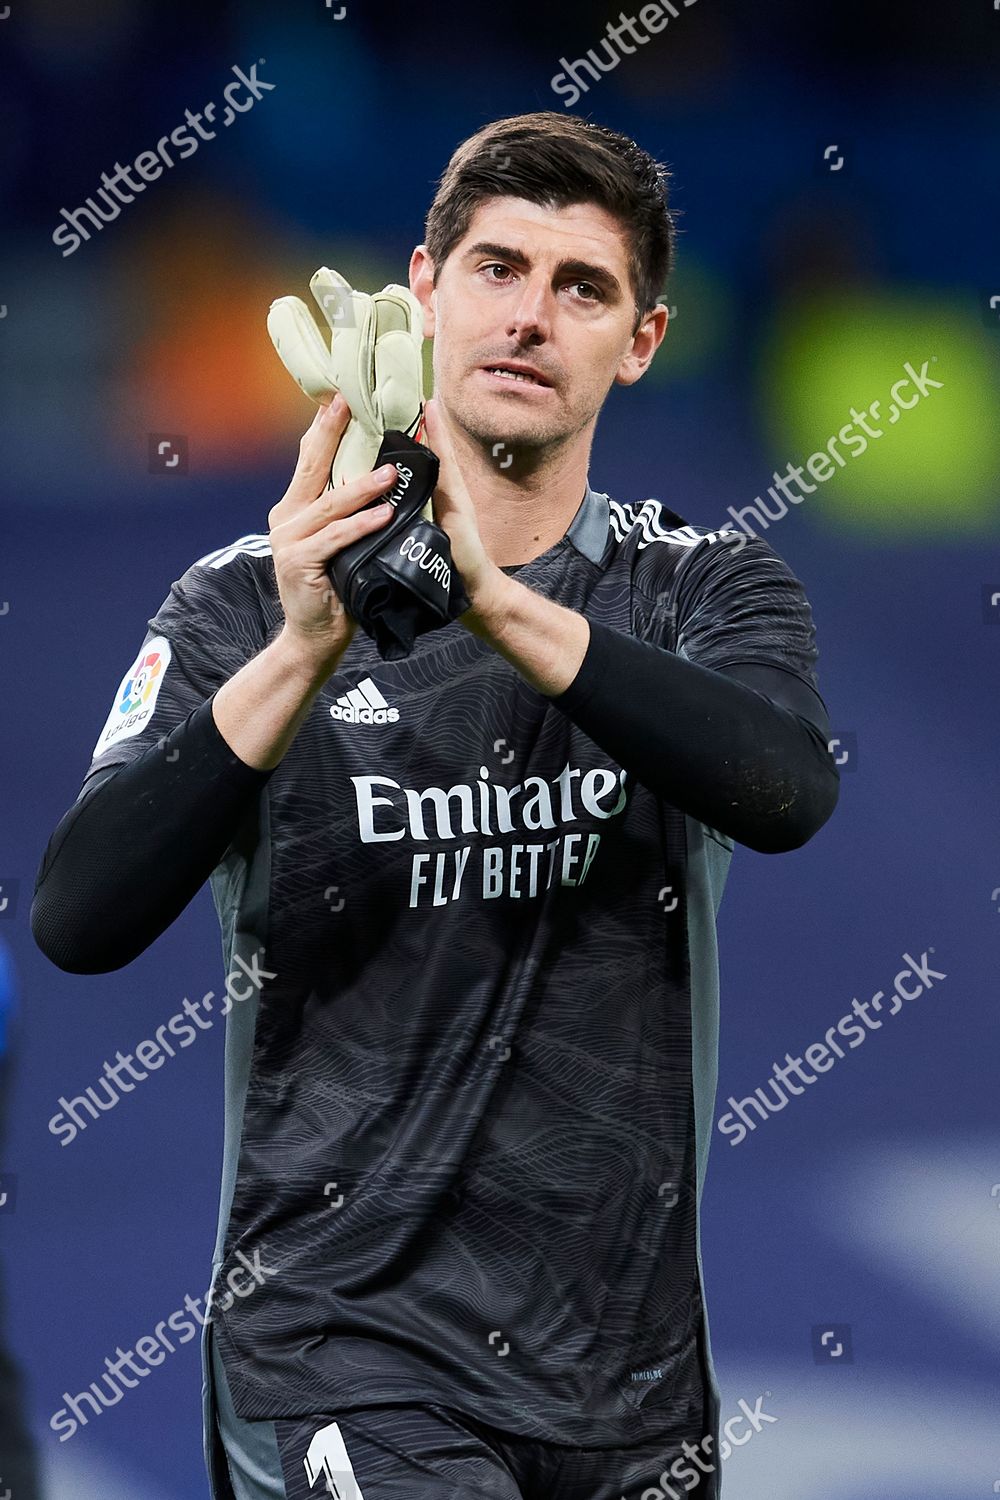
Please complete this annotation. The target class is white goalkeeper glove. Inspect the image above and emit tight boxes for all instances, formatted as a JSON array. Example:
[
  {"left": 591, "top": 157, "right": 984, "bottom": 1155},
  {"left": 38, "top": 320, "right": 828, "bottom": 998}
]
[{"left": 267, "top": 266, "right": 430, "bottom": 518}]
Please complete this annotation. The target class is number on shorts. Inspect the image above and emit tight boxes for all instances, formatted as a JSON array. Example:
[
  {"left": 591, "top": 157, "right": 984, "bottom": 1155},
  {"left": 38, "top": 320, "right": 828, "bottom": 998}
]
[{"left": 304, "top": 1421, "right": 365, "bottom": 1500}]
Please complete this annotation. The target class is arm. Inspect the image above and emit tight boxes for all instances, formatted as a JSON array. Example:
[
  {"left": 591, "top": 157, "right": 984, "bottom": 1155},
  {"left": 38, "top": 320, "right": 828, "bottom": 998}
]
[
  {"left": 31, "top": 397, "right": 401, "bottom": 976},
  {"left": 421, "top": 398, "right": 838, "bottom": 853},
  {"left": 30, "top": 627, "right": 339, "bottom": 975},
  {"left": 466, "top": 574, "right": 839, "bottom": 854}
]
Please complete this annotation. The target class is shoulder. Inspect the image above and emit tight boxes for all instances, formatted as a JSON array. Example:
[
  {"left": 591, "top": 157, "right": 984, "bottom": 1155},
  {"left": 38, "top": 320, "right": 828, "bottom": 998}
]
[
  {"left": 162, "top": 533, "right": 274, "bottom": 612},
  {"left": 189, "top": 533, "right": 273, "bottom": 573},
  {"left": 149, "top": 533, "right": 275, "bottom": 654},
  {"left": 608, "top": 494, "right": 733, "bottom": 552},
  {"left": 606, "top": 495, "right": 752, "bottom": 595}
]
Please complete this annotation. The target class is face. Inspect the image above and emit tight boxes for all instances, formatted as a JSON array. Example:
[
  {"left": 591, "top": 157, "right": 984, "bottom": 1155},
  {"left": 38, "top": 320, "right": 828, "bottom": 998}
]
[{"left": 409, "top": 196, "right": 666, "bottom": 456}]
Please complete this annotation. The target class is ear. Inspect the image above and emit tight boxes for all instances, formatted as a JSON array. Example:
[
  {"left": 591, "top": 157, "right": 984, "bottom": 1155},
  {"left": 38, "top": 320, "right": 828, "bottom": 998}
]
[
  {"left": 614, "top": 303, "right": 669, "bottom": 387},
  {"left": 409, "top": 244, "right": 437, "bottom": 338}
]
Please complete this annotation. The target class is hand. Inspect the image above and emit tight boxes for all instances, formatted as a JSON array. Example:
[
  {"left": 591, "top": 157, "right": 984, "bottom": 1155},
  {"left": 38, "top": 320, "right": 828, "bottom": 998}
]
[
  {"left": 267, "top": 394, "right": 399, "bottom": 672},
  {"left": 422, "top": 397, "right": 506, "bottom": 626}
]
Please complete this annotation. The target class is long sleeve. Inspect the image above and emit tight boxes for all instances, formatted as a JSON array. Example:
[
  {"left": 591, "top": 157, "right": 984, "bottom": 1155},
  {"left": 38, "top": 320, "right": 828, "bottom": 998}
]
[
  {"left": 31, "top": 696, "right": 274, "bottom": 978},
  {"left": 31, "top": 694, "right": 274, "bottom": 975},
  {"left": 32, "top": 544, "right": 273, "bottom": 974},
  {"left": 548, "top": 619, "right": 839, "bottom": 853}
]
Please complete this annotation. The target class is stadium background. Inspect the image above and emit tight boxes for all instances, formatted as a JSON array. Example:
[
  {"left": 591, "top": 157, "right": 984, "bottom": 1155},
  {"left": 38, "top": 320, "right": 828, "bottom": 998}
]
[{"left": 1, "top": 0, "right": 997, "bottom": 1494}]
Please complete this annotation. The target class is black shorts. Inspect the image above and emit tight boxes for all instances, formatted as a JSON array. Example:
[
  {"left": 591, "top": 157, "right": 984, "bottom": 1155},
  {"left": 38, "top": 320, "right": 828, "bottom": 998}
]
[{"left": 210, "top": 1330, "right": 713, "bottom": 1500}]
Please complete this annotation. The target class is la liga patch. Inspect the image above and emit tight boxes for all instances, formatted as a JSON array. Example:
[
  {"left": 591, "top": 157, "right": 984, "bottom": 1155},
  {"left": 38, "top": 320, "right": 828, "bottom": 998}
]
[{"left": 92, "top": 636, "right": 172, "bottom": 758}]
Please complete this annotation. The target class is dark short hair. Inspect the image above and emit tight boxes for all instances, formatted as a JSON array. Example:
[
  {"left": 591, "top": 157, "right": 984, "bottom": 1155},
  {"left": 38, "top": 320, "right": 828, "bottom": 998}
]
[{"left": 424, "top": 112, "right": 676, "bottom": 334}]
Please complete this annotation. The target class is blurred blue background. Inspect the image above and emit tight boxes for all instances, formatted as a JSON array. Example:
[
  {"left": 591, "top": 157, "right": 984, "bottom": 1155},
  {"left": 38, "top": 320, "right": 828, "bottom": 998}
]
[{"left": 2, "top": 0, "right": 998, "bottom": 1494}]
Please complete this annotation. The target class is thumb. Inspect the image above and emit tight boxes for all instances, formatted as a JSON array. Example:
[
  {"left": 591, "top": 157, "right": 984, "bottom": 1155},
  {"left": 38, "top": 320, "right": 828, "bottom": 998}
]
[
  {"left": 422, "top": 399, "right": 459, "bottom": 499},
  {"left": 422, "top": 397, "right": 452, "bottom": 459},
  {"left": 422, "top": 396, "right": 437, "bottom": 444}
]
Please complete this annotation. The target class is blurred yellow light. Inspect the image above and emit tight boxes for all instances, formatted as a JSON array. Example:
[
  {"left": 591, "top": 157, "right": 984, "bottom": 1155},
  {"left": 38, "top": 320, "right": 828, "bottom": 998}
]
[{"left": 760, "top": 289, "right": 1000, "bottom": 535}]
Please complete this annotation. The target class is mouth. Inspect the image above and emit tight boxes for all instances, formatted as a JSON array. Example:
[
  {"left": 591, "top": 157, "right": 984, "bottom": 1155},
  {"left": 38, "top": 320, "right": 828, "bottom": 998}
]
[{"left": 480, "top": 363, "right": 554, "bottom": 391}]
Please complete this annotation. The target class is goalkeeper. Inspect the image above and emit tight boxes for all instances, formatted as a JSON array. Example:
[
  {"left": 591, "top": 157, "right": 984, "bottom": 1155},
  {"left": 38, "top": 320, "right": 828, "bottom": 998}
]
[{"left": 33, "top": 111, "right": 838, "bottom": 1500}]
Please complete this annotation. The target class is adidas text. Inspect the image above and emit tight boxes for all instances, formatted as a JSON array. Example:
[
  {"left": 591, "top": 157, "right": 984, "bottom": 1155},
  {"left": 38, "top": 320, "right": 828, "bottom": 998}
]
[
  {"left": 330, "top": 703, "right": 400, "bottom": 725},
  {"left": 330, "top": 676, "right": 399, "bottom": 725}
]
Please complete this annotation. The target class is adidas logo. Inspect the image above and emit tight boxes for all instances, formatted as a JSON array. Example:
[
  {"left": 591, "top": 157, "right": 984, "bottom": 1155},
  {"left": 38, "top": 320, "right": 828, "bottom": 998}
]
[{"left": 330, "top": 676, "right": 399, "bottom": 725}]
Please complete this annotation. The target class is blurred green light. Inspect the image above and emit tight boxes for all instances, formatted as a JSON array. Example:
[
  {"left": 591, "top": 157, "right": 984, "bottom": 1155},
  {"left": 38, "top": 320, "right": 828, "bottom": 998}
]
[{"left": 760, "top": 290, "right": 1000, "bottom": 535}]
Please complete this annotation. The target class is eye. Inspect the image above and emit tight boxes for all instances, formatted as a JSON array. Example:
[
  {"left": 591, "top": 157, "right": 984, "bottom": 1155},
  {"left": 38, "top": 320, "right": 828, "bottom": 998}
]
[
  {"left": 570, "top": 281, "right": 602, "bottom": 303},
  {"left": 481, "top": 262, "right": 514, "bottom": 283}
]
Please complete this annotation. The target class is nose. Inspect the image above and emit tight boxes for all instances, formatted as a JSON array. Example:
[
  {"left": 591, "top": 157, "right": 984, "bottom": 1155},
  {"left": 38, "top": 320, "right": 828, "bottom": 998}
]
[{"left": 505, "top": 272, "right": 554, "bottom": 345}]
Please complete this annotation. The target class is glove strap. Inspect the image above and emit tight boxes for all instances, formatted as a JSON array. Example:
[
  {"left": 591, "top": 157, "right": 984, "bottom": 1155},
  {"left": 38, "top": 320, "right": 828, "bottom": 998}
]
[{"left": 330, "top": 431, "right": 471, "bottom": 661}]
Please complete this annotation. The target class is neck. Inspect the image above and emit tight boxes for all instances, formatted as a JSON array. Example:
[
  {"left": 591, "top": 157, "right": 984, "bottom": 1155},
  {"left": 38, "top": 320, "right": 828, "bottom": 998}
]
[{"left": 440, "top": 410, "right": 594, "bottom": 568}]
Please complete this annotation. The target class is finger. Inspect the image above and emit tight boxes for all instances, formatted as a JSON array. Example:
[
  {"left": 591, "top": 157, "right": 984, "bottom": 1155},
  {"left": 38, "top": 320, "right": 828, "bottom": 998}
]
[
  {"left": 270, "top": 461, "right": 398, "bottom": 544},
  {"left": 310, "top": 267, "right": 358, "bottom": 337},
  {"left": 422, "top": 399, "right": 448, "bottom": 472},
  {"left": 267, "top": 294, "right": 342, "bottom": 404},
  {"left": 278, "top": 393, "right": 352, "bottom": 513},
  {"left": 422, "top": 397, "right": 445, "bottom": 453},
  {"left": 295, "top": 494, "right": 396, "bottom": 566},
  {"left": 423, "top": 399, "right": 460, "bottom": 507}
]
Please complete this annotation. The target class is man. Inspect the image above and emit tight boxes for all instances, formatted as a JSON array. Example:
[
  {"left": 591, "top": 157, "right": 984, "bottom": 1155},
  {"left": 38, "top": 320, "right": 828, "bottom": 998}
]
[{"left": 32, "top": 112, "right": 838, "bottom": 1499}]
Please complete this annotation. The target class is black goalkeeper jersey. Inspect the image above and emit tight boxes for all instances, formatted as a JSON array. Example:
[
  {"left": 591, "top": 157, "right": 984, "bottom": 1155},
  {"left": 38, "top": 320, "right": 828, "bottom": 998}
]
[{"left": 79, "top": 482, "right": 825, "bottom": 1471}]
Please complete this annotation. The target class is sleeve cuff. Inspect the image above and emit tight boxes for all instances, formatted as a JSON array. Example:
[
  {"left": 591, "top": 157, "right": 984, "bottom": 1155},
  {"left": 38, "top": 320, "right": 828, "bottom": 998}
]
[
  {"left": 548, "top": 618, "right": 618, "bottom": 715},
  {"left": 177, "top": 692, "right": 278, "bottom": 785}
]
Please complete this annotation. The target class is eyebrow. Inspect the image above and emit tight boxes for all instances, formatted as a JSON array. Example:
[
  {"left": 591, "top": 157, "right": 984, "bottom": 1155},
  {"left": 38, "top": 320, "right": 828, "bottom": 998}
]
[{"left": 463, "top": 241, "right": 624, "bottom": 299}]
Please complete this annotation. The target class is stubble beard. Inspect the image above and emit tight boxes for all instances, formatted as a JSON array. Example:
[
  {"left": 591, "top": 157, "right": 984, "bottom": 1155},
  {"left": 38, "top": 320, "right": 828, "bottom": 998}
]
[{"left": 443, "top": 373, "right": 583, "bottom": 464}]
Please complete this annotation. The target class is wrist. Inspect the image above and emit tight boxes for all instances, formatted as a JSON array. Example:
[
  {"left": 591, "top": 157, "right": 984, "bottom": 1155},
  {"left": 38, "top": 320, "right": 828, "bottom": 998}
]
[
  {"left": 273, "top": 624, "right": 347, "bottom": 692},
  {"left": 462, "top": 567, "right": 517, "bottom": 642}
]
